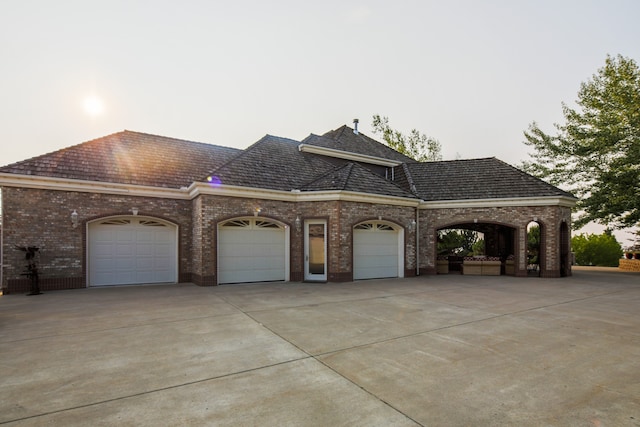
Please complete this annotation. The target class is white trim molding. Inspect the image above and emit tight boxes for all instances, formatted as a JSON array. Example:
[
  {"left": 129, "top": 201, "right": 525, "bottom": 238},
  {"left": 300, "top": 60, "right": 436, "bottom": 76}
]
[
  {"left": 0, "top": 173, "right": 190, "bottom": 199},
  {"left": 420, "top": 195, "right": 578, "bottom": 209},
  {"left": 0, "top": 173, "right": 576, "bottom": 209},
  {"left": 297, "top": 144, "right": 403, "bottom": 167}
]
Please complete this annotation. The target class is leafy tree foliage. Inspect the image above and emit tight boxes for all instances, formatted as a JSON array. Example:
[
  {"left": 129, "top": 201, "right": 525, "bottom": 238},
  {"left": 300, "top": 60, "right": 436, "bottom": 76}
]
[
  {"left": 522, "top": 55, "right": 640, "bottom": 230},
  {"left": 437, "top": 229, "right": 479, "bottom": 256},
  {"left": 471, "top": 238, "right": 485, "bottom": 256},
  {"left": 527, "top": 224, "right": 540, "bottom": 265},
  {"left": 372, "top": 115, "right": 442, "bottom": 161},
  {"left": 571, "top": 231, "right": 623, "bottom": 267}
]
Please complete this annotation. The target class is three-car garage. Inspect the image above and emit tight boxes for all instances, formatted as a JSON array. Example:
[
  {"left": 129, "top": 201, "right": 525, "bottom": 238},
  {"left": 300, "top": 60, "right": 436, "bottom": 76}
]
[{"left": 87, "top": 216, "right": 401, "bottom": 287}]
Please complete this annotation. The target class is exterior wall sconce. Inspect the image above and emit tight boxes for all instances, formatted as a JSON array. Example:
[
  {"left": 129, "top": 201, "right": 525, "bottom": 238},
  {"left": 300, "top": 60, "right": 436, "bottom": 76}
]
[
  {"left": 295, "top": 215, "right": 301, "bottom": 232},
  {"left": 71, "top": 210, "right": 79, "bottom": 228},
  {"left": 131, "top": 207, "right": 139, "bottom": 216},
  {"left": 254, "top": 207, "right": 262, "bottom": 217},
  {"left": 407, "top": 219, "right": 416, "bottom": 232}
]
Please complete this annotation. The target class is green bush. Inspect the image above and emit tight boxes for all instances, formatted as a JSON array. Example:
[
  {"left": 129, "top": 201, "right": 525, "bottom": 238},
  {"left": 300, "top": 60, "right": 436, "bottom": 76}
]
[{"left": 572, "top": 232, "right": 623, "bottom": 267}]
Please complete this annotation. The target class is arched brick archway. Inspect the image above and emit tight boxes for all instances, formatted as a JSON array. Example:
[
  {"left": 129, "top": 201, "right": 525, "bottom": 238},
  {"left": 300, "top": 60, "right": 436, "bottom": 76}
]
[{"left": 435, "top": 220, "right": 517, "bottom": 275}]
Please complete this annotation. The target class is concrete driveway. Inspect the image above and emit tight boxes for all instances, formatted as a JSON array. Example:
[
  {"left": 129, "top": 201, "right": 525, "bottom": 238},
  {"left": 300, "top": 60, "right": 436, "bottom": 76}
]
[{"left": 1, "top": 270, "right": 639, "bottom": 426}]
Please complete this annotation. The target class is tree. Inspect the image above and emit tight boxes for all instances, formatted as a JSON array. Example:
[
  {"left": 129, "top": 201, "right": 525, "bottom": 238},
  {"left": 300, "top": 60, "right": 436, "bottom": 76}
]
[
  {"left": 471, "top": 238, "right": 485, "bottom": 256},
  {"left": 522, "top": 55, "right": 640, "bottom": 230},
  {"left": 571, "top": 231, "right": 623, "bottom": 267},
  {"left": 527, "top": 224, "right": 540, "bottom": 265},
  {"left": 371, "top": 115, "right": 442, "bottom": 161},
  {"left": 437, "top": 229, "right": 479, "bottom": 256}
]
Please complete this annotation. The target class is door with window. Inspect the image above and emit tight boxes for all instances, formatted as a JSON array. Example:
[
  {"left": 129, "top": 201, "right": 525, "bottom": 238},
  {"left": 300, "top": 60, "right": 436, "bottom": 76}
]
[{"left": 304, "top": 220, "right": 327, "bottom": 281}]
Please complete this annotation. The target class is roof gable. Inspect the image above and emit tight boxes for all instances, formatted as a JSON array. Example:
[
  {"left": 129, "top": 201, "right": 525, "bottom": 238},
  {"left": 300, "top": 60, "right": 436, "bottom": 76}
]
[
  {"left": 0, "top": 131, "right": 240, "bottom": 189},
  {"left": 301, "top": 125, "right": 415, "bottom": 165},
  {"left": 406, "top": 157, "right": 576, "bottom": 201}
]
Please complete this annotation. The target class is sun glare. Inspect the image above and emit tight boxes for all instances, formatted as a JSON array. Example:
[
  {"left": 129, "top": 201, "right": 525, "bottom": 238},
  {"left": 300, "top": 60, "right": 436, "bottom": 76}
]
[{"left": 83, "top": 95, "right": 104, "bottom": 117}]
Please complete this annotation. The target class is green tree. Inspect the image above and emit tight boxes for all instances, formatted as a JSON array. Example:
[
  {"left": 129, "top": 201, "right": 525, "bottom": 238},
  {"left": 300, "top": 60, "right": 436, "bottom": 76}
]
[
  {"left": 437, "top": 229, "right": 479, "bottom": 256},
  {"left": 522, "top": 55, "right": 640, "bottom": 230},
  {"left": 527, "top": 224, "right": 540, "bottom": 265},
  {"left": 372, "top": 115, "right": 442, "bottom": 161},
  {"left": 571, "top": 231, "right": 623, "bottom": 266},
  {"left": 471, "top": 238, "right": 485, "bottom": 256}
]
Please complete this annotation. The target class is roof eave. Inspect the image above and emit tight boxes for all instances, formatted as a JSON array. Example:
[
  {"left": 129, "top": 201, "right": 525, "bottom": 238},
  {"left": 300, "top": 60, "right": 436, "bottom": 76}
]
[
  {"left": 189, "top": 182, "right": 420, "bottom": 206},
  {"left": 420, "top": 195, "right": 578, "bottom": 209},
  {"left": 0, "top": 173, "right": 190, "bottom": 199},
  {"left": 297, "top": 144, "right": 402, "bottom": 167}
]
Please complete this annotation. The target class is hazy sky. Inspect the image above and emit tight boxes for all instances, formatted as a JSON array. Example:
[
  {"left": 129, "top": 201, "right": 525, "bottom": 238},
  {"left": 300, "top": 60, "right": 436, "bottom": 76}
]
[{"left": 1, "top": 1, "right": 639, "bottom": 240}]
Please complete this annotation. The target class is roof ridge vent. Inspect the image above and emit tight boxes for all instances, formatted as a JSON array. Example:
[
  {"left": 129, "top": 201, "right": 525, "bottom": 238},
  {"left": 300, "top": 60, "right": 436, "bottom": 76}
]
[{"left": 353, "top": 118, "right": 359, "bottom": 134}]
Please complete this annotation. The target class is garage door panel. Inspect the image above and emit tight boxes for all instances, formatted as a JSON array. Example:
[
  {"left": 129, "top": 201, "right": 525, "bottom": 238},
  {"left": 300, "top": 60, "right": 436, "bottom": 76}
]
[
  {"left": 89, "top": 218, "right": 177, "bottom": 286},
  {"left": 353, "top": 223, "right": 400, "bottom": 280},
  {"left": 218, "top": 219, "right": 286, "bottom": 284}
]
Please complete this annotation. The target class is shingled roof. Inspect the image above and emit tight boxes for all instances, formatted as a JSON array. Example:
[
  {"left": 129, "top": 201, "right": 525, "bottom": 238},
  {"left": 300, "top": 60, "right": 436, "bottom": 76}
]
[
  {"left": 300, "top": 162, "right": 417, "bottom": 198},
  {"left": 301, "top": 125, "right": 415, "bottom": 164},
  {"left": 0, "top": 131, "right": 240, "bottom": 188},
  {"left": 0, "top": 126, "right": 575, "bottom": 204},
  {"left": 207, "top": 135, "right": 335, "bottom": 191},
  {"left": 405, "top": 157, "right": 576, "bottom": 201}
]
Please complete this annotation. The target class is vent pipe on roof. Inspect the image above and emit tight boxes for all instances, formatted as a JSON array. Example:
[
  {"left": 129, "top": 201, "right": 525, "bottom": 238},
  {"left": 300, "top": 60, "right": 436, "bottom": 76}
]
[{"left": 353, "top": 118, "right": 359, "bottom": 134}]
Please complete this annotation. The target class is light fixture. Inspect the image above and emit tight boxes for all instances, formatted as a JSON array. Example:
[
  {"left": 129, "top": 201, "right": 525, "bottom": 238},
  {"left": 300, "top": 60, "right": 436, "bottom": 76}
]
[
  {"left": 408, "top": 219, "right": 416, "bottom": 232},
  {"left": 254, "top": 207, "right": 262, "bottom": 217},
  {"left": 295, "top": 215, "right": 301, "bottom": 232},
  {"left": 131, "top": 207, "right": 139, "bottom": 216},
  {"left": 71, "top": 210, "right": 79, "bottom": 228}
]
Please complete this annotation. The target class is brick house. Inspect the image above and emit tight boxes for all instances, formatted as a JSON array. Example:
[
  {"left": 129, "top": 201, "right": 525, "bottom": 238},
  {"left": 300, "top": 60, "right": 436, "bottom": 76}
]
[{"left": 0, "top": 124, "right": 577, "bottom": 293}]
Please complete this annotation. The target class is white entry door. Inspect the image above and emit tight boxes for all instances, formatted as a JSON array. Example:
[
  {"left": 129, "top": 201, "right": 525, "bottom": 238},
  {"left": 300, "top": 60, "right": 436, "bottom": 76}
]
[
  {"left": 89, "top": 217, "right": 178, "bottom": 286},
  {"left": 218, "top": 218, "right": 288, "bottom": 284},
  {"left": 304, "top": 220, "right": 327, "bottom": 281},
  {"left": 353, "top": 221, "right": 403, "bottom": 280}
]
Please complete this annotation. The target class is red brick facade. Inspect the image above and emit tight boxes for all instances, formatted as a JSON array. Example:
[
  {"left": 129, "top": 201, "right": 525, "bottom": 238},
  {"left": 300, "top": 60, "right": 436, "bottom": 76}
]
[{"left": 1, "top": 185, "right": 573, "bottom": 293}]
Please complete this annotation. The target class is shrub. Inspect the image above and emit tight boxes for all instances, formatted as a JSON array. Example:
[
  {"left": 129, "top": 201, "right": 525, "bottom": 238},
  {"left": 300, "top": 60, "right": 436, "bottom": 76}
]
[{"left": 572, "top": 232, "right": 623, "bottom": 267}]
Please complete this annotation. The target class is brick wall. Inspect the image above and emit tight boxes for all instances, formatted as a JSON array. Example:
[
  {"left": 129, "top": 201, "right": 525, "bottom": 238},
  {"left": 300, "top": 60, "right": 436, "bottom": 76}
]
[
  {"left": 190, "top": 196, "right": 417, "bottom": 284},
  {"left": 619, "top": 259, "right": 640, "bottom": 272},
  {"left": 419, "top": 205, "right": 572, "bottom": 277},
  {"left": 1, "top": 187, "right": 192, "bottom": 293},
  {"left": 1, "top": 185, "right": 574, "bottom": 292}
]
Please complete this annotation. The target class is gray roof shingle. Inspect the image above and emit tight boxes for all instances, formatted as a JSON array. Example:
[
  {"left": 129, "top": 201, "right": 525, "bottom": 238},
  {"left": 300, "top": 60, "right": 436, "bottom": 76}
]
[
  {"left": 0, "top": 131, "right": 241, "bottom": 189},
  {"left": 300, "top": 162, "right": 417, "bottom": 199},
  {"left": 207, "top": 135, "right": 335, "bottom": 191},
  {"left": 0, "top": 127, "right": 575, "bottom": 204},
  {"left": 406, "top": 157, "right": 576, "bottom": 201},
  {"left": 301, "top": 125, "right": 415, "bottom": 164}
]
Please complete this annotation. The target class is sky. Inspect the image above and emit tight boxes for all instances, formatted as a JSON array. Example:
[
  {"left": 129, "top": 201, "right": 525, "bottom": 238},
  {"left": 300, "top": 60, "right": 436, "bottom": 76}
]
[{"left": 1, "top": 0, "right": 639, "bottom": 243}]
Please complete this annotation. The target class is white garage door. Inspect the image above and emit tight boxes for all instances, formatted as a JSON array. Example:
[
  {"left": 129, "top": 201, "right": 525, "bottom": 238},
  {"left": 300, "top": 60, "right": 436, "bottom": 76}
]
[
  {"left": 353, "top": 222, "right": 401, "bottom": 280},
  {"left": 89, "top": 218, "right": 178, "bottom": 286},
  {"left": 218, "top": 219, "right": 287, "bottom": 284}
]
